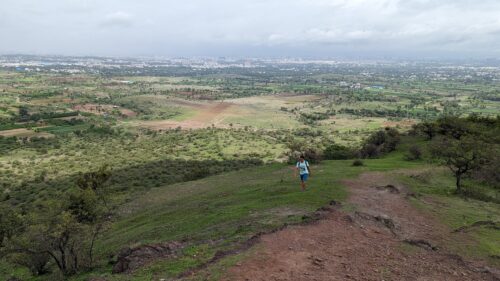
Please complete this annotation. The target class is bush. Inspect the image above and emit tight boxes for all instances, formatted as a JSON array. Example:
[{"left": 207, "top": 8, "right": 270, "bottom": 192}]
[
  {"left": 359, "top": 143, "right": 380, "bottom": 158},
  {"left": 405, "top": 145, "right": 422, "bottom": 161},
  {"left": 10, "top": 252, "right": 50, "bottom": 276},
  {"left": 323, "top": 144, "right": 354, "bottom": 160},
  {"left": 352, "top": 159, "right": 364, "bottom": 166},
  {"left": 288, "top": 145, "right": 323, "bottom": 164},
  {"left": 359, "top": 127, "right": 400, "bottom": 158}
]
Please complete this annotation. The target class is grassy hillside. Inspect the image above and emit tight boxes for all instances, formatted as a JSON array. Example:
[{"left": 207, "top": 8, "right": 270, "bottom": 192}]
[
  {"left": 75, "top": 153, "right": 424, "bottom": 280},
  {"left": 1, "top": 140, "right": 499, "bottom": 280},
  {"left": 400, "top": 169, "right": 500, "bottom": 265}
]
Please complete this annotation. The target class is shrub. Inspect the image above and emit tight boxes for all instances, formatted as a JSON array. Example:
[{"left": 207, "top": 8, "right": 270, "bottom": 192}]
[
  {"left": 323, "top": 144, "right": 354, "bottom": 160},
  {"left": 352, "top": 159, "right": 364, "bottom": 166},
  {"left": 10, "top": 252, "right": 50, "bottom": 276},
  {"left": 359, "top": 127, "right": 400, "bottom": 158},
  {"left": 303, "top": 148, "right": 322, "bottom": 164},
  {"left": 359, "top": 143, "right": 380, "bottom": 158},
  {"left": 405, "top": 145, "right": 422, "bottom": 161}
]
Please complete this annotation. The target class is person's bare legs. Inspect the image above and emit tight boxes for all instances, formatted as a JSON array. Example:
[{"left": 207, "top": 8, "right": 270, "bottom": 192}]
[{"left": 301, "top": 180, "right": 306, "bottom": 191}]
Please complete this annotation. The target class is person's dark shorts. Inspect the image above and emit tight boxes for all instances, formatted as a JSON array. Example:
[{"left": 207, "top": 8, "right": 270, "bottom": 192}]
[{"left": 300, "top": 173, "right": 309, "bottom": 182}]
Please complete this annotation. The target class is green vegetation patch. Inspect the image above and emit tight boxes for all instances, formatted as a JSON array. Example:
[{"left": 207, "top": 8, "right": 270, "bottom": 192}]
[{"left": 400, "top": 170, "right": 500, "bottom": 265}]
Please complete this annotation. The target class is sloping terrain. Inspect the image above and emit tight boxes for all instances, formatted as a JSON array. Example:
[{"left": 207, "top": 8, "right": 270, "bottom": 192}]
[
  {"left": 223, "top": 172, "right": 499, "bottom": 281},
  {"left": 2, "top": 150, "right": 498, "bottom": 281},
  {"left": 62, "top": 151, "right": 498, "bottom": 281}
]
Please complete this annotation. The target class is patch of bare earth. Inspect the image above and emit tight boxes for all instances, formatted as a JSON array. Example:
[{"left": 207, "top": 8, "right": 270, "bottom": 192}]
[
  {"left": 0, "top": 128, "right": 53, "bottom": 138},
  {"left": 140, "top": 102, "right": 234, "bottom": 130},
  {"left": 222, "top": 172, "right": 499, "bottom": 281},
  {"left": 383, "top": 119, "right": 416, "bottom": 129},
  {"left": 111, "top": 242, "right": 185, "bottom": 274},
  {"left": 73, "top": 104, "right": 137, "bottom": 117}
]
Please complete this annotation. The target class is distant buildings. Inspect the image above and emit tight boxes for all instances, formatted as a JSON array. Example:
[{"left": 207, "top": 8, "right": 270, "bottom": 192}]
[{"left": 339, "top": 81, "right": 362, "bottom": 90}]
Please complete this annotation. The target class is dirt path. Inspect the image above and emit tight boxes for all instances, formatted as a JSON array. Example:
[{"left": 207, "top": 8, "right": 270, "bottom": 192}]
[{"left": 222, "top": 172, "right": 499, "bottom": 281}]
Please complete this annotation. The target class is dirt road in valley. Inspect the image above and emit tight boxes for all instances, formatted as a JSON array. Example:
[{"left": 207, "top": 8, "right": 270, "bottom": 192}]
[{"left": 222, "top": 172, "right": 499, "bottom": 281}]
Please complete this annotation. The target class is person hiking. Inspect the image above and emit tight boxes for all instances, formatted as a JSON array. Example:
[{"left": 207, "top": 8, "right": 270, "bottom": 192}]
[{"left": 295, "top": 155, "right": 311, "bottom": 191}]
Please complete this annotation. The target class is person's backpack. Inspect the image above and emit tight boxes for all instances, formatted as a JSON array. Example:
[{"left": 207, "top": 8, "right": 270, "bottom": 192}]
[{"left": 297, "top": 160, "right": 309, "bottom": 173}]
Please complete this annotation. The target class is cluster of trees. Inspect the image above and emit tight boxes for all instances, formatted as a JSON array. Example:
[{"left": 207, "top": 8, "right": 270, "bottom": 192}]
[
  {"left": 338, "top": 107, "right": 435, "bottom": 119},
  {"left": 414, "top": 115, "right": 499, "bottom": 194},
  {"left": 0, "top": 135, "right": 61, "bottom": 156},
  {"left": 298, "top": 112, "right": 330, "bottom": 125},
  {"left": 474, "top": 91, "right": 500, "bottom": 102},
  {"left": 0, "top": 167, "right": 111, "bottom": 277},
  {"left": 21, "top": 90, "right": 64, "bottom": 100},
  {"left": 286, "top": 127, "right": 401, "bottom": 164},
  {"left": 17, "top": 106, "right": 80, "bottom": 123},
  {"left": 288, "top": 114, "right": 498, "bottom": 200},
  {"left": 1, "top": 126, "right": 277, "bottom": 211}
]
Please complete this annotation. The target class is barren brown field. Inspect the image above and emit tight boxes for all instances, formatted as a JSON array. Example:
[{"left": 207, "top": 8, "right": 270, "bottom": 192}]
[
  {"left": 73, "top": 103, "right": 137, "bottom": 117},
  {"left": 0, "top": 128, "right": 53, "bottom": 138},
  {"left": 137, "top": 102, "right": 234, "bottom": 130}
]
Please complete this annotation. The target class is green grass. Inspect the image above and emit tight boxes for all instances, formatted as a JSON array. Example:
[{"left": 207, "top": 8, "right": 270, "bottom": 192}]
[
  {"left": 0, "top": 261, "right": 33, "bottom": 281},
  {"left": 400, "top": 169, "right": 500, "bottom": 265},
  {"left": 3, "top": 144, "right": 496, "bottom": 281},
  {"left": 1, "top": 67, "right": 499, "bottom": 280},
  {"left": 73, "top": 152, "right": 422, "bottom": 280},
  {"left": 36, "top": 124, "right": 90, "bottom": 134},
  {"left": 0, "top": 129, "right": 286, "bottom": 210}
]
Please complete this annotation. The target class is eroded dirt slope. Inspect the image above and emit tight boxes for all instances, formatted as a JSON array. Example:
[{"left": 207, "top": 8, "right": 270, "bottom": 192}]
[{"left": 222, "top": 172, "right": 499, "bottom": 281}]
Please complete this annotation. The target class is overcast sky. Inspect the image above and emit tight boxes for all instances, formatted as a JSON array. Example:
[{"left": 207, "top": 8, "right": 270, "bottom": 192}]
[{"left": 1, "top": 0, "right": 499, "bottom": 58}]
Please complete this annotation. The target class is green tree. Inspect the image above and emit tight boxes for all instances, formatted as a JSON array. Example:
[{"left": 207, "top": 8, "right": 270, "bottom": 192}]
[
  {"left": 1, "top": 166, "right": 112, "bottom": 276},
  {"left": 0, "top": 207, "right": 22, "bottom": 247},
  {"left": 76, "top": 165, "right": 111, "bottom": 211},
  {"left": 18, "top": 106, "right": 30, "bottom": 121},
  {"left": 436, "top": 116, "right": 471, "bottom": 140},
  {"left": 418, "top": 121, "right": 438, "bottom": 140},
  {"left": 430, "top": 136, "right": 489, "bottom": 193}
]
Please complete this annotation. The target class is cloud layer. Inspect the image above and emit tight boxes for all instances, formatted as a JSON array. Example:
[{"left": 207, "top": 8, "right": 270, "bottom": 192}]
[{"left": 1, "top": 0, "right": 499, "bottom": 58}]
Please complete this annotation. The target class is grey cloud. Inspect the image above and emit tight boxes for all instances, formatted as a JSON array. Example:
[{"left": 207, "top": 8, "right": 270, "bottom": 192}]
[
  {"left": 99, "top": 11, "right": 134, "bottom": 28},
  {"left": 0, "top": 0, "right": 499, "bottom": 58}
]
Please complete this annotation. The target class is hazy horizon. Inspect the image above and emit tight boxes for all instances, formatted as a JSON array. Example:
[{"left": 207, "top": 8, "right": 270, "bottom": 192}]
[{"left": 1, "top": 0, "right": 500, "bottom": 59}]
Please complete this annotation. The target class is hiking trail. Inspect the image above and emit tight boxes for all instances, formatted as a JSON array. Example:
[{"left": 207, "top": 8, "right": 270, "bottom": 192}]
[{"left": 221, "top": 172, "right": 499, "bottom": 281}]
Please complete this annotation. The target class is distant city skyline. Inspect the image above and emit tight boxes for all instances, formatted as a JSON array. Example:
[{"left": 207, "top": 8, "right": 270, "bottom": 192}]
[{"left": 1, "top": 0, "right": 500, "bottom": 59}]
